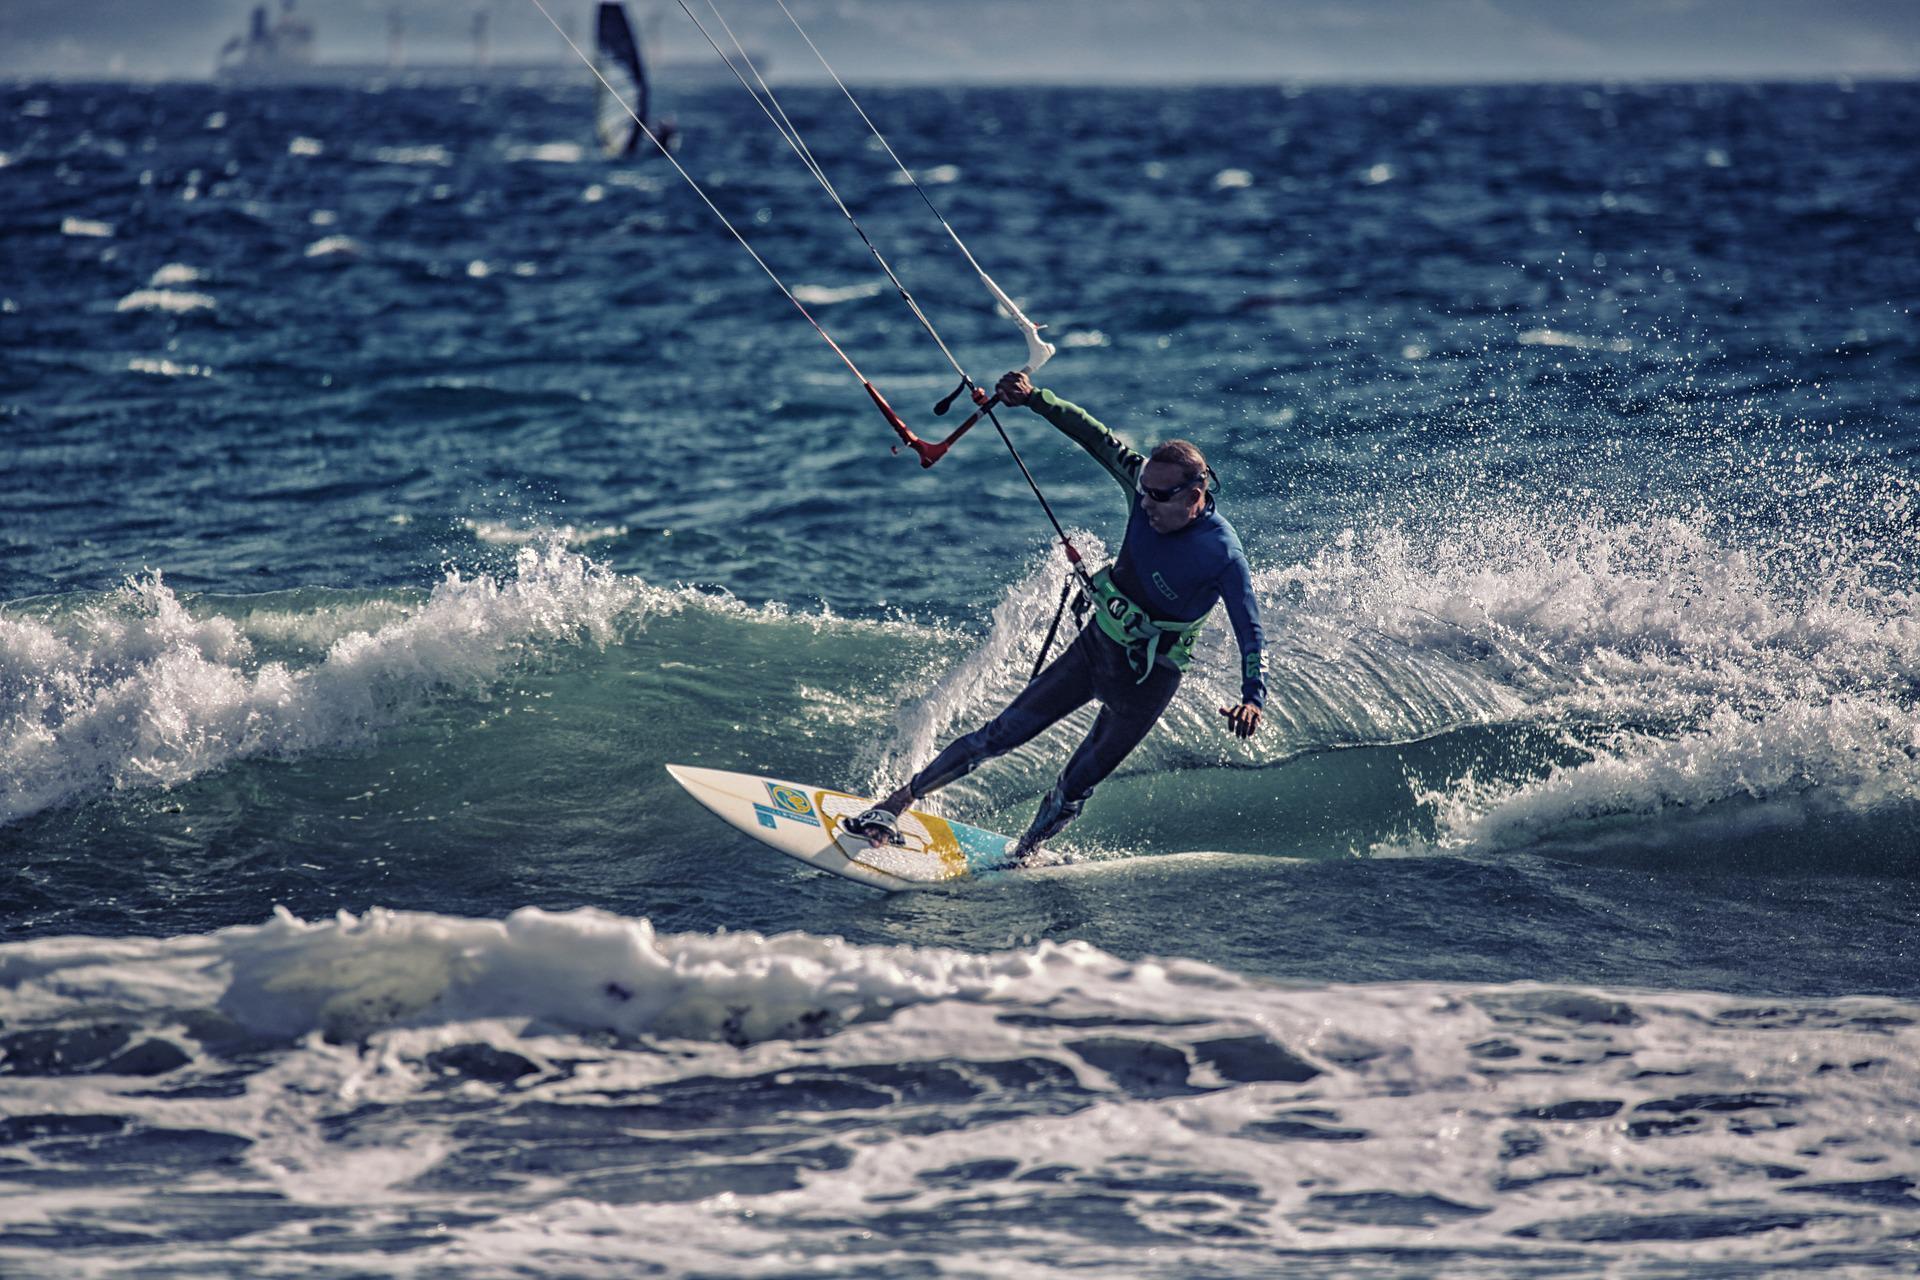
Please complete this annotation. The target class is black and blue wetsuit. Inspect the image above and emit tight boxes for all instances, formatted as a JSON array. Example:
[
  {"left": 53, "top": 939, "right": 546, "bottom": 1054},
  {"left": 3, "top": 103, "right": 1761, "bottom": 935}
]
[{"left": 906, "top": 388, "right": 1267, "bottom": 853}]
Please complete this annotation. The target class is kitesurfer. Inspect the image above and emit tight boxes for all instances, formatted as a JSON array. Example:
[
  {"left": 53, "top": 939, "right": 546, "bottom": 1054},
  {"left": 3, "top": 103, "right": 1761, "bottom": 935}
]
[{"left": 848, "top": 371, "right": 1266, "bottom": 863}]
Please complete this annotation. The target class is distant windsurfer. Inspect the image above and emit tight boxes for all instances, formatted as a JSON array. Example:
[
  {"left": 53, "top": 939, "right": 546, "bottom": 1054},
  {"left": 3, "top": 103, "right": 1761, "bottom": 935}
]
[{"left": 848, "top": 371, "right": 1266, "bottom": 862}]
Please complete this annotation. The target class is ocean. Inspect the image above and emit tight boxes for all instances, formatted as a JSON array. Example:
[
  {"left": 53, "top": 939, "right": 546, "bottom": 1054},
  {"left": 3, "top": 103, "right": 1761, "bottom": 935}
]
[{"left": 2, "top": 73, "right": 1918, "bottom": 1276}]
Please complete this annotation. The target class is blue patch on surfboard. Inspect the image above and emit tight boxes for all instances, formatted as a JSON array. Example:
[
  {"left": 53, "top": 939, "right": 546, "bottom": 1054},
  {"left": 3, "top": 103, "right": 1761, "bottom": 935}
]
[{"left": 951, "top": 819, "right": 1017, "bottom": 870}]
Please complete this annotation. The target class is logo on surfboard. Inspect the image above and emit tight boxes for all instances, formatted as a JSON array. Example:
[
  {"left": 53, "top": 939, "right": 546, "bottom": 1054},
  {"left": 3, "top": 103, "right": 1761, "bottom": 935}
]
[{"left": 754, "top": 782, "right": 820, "bottom": 830}]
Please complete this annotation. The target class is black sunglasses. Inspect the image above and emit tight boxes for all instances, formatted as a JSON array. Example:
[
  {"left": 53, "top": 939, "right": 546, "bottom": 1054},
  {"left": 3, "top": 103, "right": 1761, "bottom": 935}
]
[{"left": 1136, "top": 474, "right": 1201, "bottom": 503}]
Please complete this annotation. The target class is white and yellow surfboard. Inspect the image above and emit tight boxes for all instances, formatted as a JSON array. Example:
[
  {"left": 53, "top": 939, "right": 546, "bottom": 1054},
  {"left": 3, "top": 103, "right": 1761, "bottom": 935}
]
[{"left": 664, "top": 764, "right": 1017, "bottom": 891}]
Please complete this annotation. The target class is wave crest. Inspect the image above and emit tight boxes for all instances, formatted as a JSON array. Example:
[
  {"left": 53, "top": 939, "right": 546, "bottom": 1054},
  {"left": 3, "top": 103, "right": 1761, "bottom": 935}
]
[{"left": 0, "top": 545, "right": 640, "bottom": 825}]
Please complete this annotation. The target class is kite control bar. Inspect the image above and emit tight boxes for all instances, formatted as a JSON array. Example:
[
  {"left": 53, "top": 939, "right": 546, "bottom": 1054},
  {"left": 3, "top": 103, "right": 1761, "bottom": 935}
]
[
  {"left": 868, "top": 380, "right": 976, "bottom": 469},
  {"left": 890, "top": 384, "right": 996, "bottom": 468},
  {"left": 903, "top": 315, "right": 1056, "bottom": 467},
  {"left": 904, "top": 324, "right": 1056, "bottom": 468}
]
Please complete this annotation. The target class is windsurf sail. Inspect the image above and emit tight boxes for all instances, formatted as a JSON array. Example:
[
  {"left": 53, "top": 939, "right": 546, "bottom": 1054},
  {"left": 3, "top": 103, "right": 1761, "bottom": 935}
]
[{"left": 593, "top": 2, "right": 648, "bottom": 158}]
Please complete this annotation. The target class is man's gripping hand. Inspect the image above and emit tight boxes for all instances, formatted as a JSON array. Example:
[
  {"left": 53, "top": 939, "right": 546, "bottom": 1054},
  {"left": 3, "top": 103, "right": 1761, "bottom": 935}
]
[{"left": 997, "top": 370, "right": 1036, "bottom": 406}]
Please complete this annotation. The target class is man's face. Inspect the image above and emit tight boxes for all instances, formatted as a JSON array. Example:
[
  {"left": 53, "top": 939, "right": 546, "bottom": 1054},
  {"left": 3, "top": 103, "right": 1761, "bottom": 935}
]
[{"left": 1137, "top": 459, "right": 1206, "bottom": 533}]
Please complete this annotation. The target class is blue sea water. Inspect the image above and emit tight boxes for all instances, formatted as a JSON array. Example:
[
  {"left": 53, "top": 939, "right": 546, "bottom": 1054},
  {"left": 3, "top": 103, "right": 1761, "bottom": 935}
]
[{"left": 3, "top": 72, "right": 1920, "bottom": 1276}]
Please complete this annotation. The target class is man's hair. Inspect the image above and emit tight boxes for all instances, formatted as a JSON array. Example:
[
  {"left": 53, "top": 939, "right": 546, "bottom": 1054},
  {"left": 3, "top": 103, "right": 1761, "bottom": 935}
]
[{"left": 1149, "top": 439, "right": 1208, "bottom": 481}]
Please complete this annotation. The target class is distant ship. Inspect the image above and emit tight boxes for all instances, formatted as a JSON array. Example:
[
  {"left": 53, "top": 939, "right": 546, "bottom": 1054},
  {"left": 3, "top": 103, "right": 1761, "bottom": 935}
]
[{"left": 213, "top": 0, "right": 759, "bottom": 89}]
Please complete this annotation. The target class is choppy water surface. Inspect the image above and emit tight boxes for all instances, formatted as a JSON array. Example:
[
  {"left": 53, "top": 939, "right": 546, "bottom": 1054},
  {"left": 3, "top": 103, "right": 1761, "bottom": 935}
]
[{"left": 2, "top": 76, "right": 1918, "bottom": 1276}]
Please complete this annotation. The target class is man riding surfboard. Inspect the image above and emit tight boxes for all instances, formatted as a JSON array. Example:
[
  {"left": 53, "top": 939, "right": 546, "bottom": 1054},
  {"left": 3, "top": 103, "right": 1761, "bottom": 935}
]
[{"left": 847, "top": 370, "right": 1266, "bottom": 862}]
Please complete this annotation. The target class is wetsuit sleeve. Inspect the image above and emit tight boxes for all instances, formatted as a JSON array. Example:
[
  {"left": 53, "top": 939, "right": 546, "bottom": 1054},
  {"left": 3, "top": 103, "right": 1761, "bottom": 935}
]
[
  {"left": 1221, "top": 550, "right": 1267, "bottom": 708},
  {"left": 1027, "top": 389, "right": 1143, "bottom": 494}
]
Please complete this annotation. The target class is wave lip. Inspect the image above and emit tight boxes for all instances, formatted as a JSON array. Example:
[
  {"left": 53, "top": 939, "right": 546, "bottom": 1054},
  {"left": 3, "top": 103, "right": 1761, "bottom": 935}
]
[
  {"left": 221, "top": 905, "right": 1118, "bottom": 1044},
  {"left": 114, "top": 288, "right": 215, "bottom": 313},
  {"left": 303, "top": 234, "right": 363, "bottom": 259},
  {"left": 0, "top": 545, "right": 640, "bottom": 826},
  {"left": 1264, "top": 514, "right": 1920, "bottom": 860},
  {"left": 1410, "top": 694, "right": 1920, "bottom": 860},
  {"left": 0, "top": 905, "right": 1141, "bottom": 1047}
]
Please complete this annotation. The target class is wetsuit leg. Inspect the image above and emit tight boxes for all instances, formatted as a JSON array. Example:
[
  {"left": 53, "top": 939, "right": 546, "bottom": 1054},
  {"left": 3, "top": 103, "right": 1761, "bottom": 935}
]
[
  {"left": 907, "top": 629, "right": 1099, "bottom": 798},
  {"left": 1016, "top": 637, "right": 1182, "bottom": 852}
]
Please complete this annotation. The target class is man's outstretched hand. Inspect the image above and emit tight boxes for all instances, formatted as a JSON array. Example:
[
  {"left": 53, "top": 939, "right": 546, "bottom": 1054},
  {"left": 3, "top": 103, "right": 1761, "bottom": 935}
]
[{"left": 1220, "top": 702, "right": 1262, "bottom": 739}]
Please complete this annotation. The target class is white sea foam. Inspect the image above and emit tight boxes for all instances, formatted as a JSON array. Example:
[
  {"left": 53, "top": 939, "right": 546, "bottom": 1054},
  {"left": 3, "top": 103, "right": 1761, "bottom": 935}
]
[
  {"left": 890, "top": 163, "right": 959, "bottom": 185},
  {"left": 287, "top": 135, "right": 324, "bottom": 157},
  {"left": 0, "top": 547, "right": 640, "bottom": 825},
  {"left": 223, "top": 906, "right": 1096, "bottom": 1042},
  {"left": 0, "top": 548, "right": 949, "bottom": 826},
  {"left": 1518, "top": 326, "right": 1633, "bottom": 353},
  {"left": 370, "top": 144, "right": 452, "bottom": 166},
  {"left": 1267, "top": 515, "right": 1920, "bottom": 854},
  {"left": 115, "top": 288, "right": 216, "bottom": 313},
  {"left": 463, "top": 519, "right": 628, "bottom": 547},
  {"left": 789, "top": 281, "right": 885, "bottom": 305},
  {"left": 304, "top": 234, "right": 363, "bottom": 258},
  {"left": 237, "top": 597, "right": 415, "bottom": 648},
  {"left": 505, "top": 142, "right": 584, "bottom": 164},
  {"left": 127, "top": 357, "right": 213, "bottom": 378},
  {"left": 148, "top": 262, "right": 203, "bottom": 285},
  {"left": 1410, "top": 693, "right": 1920, "bottom": 856},
  {"left": 61, "top": 216, "right": 114, "bottom": 238},
  {"left": 1, "top": 909, "right": 1914, "bottom": 1275}
]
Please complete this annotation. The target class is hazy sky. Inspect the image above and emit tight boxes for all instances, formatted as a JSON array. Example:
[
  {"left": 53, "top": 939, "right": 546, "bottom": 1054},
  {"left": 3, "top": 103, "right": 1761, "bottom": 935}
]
[{"left": 4, "top": 0, "right": 1917, "bottom": 83}]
